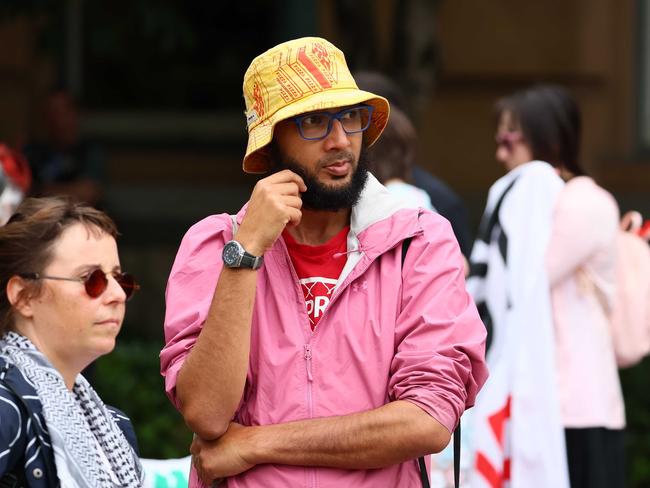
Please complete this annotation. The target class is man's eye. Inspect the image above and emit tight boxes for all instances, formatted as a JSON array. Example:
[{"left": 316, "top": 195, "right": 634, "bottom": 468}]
[
  {"left": 303, "top": 114, "right": 328, "bottom": 126},
  {"left": 341, "top": 109, "right": 360, "bottom": 121}
]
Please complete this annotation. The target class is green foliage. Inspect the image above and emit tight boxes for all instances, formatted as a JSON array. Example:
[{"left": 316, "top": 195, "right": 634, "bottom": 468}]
[
  {"left": 620, "top": 356, "right": 650, "bottom": 487},
  {"left": 92, "top": 340, "right": 192, "bottom": 459}
]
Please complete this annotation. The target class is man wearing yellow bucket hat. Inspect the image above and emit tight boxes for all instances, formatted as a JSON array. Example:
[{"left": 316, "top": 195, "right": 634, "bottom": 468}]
[{"left": 162, "top": 37, "right": 488, "bottom": 487}]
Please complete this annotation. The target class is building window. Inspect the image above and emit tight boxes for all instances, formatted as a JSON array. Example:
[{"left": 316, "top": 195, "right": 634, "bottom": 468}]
[{"left": 60, "top": 0, "right": 316, "bottom": 143}]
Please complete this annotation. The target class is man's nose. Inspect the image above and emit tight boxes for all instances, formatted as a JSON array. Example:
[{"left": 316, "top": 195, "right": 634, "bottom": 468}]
[{"left": 323, "top": 119, "right": 351, "bottom": 150}]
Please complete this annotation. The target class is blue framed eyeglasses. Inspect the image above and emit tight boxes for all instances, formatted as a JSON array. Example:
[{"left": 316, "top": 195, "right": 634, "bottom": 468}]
[{"left": 292, "top": 104, "right": 374, "bottom": 141}]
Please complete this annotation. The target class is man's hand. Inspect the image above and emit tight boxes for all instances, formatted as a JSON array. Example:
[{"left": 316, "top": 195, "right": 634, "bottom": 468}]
[
  {"left": 236, "top": 170, "right": 306, "bottom": 256},
  {"left": 190, "top": 423, "right": 255, "bottom": 483}
]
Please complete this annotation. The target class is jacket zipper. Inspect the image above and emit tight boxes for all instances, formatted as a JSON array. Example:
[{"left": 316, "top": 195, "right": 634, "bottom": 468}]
[
  {"left": 303, "top": 343, "right": 316, "bottom": 487},
  {"left": 277, "top": 239, "right": 318, "bottom": 488},
  {"left": 303, "top": 343, "right": 314, "bottom": 406}
]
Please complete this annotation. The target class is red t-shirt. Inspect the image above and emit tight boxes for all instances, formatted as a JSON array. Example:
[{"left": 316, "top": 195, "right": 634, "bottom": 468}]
[{"left": 283, "top": 226, "right": 349, "bottom": 330}]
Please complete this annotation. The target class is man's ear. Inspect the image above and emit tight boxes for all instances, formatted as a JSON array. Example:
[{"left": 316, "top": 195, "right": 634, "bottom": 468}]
[{"left": 6, "top": 276, "right": 35, "bottom": 320}]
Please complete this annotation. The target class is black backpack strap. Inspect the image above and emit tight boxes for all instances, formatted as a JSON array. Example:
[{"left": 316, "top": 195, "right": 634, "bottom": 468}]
[
  {"left": 401, "top": 237, "right": 461, "bottom": 488},
  {"left": 454, "top": 422, "right": 461, "bottom": 488},
  {"left": 418, "top": 456, "right": 431, "bottom": 488}
]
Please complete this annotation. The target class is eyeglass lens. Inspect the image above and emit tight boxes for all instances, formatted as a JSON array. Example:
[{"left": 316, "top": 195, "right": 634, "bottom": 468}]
[
  {"left": 299, "top": 106, "right": 371, "bottom": 140},
  {"left": 84, "top": 268, "right": 137, "bottom": 300}
]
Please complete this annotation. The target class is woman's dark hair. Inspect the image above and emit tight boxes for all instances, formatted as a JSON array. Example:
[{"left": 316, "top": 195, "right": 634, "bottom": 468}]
[
  {"left": 0, "top": 196, "right": 118, "bottom": 333},
  {"left": 496, "top": 84, "right": 585, "bottom": 175},
  {"left": 366, "top": 106, "right": 417, "bottom": 184}
]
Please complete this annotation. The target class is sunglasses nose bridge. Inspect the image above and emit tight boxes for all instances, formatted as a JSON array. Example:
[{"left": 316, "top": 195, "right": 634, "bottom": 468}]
[{"left": 107, "top": 273, "right": 130, "bottom": 302}]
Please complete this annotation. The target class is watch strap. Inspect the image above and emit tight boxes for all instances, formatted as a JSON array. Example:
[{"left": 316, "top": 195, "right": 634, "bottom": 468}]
[{"left": 240, "top": 251, "right": 264, "bottom": 270}]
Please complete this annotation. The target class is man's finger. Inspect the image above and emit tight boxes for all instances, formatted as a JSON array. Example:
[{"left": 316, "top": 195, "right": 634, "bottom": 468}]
[
  {"left": 286, "top": 207, "right": 302, "bottom": 226},
  {"left": 265, "top": 169, "right": 306, "bottom": 191},
  {"left": 281, "top": 195, "right": 303, "bottom": 210},
  {"left": 270, "top": 182, "right": 304, "bottom": 197}
]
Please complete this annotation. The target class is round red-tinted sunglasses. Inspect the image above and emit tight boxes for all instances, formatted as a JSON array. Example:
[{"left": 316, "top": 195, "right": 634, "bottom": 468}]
[{"left": 20, "top": 268, "right": 140, "bottom": 300}]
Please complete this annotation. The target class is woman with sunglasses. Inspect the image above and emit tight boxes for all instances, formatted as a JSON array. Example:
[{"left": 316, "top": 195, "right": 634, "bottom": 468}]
[
  {"left": 466, "top": 86, "right": 569, "bottom": 487},
  {"left": 0, "top": 196, "right": 143, "bottom": 487},
  {"left": 495, "top": 85, "right": 625, "bottom": 488},
  {"left": 469, "top": 85, "right": 625, "bottom": 488}
]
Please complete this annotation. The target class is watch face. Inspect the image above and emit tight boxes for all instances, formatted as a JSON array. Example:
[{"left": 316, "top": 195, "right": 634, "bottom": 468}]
[{"left": 222, "top": 241, "right": 242, "bottom": 266}]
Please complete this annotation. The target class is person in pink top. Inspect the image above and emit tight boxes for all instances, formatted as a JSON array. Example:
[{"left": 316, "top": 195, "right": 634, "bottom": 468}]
[
  {"left": 499, "top": 85, "right": 625, "bottom": 488},
  {"left": 160, "top": 37, "right": 488, "bottom": 488}
]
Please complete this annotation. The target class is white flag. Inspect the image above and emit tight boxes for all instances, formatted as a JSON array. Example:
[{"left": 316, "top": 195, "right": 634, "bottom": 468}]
[{"left": 467, "top": 162, "right": 570, "bottom": 488}]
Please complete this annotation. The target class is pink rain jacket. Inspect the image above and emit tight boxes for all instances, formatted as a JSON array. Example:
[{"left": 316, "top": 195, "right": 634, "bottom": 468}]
[{"left": 161, "top": 177, "right": 488, "bottom": 487}]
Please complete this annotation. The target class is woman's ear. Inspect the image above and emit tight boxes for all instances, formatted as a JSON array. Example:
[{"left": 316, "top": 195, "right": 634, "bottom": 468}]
[{"left": 6, "top": 276, "right": 35, "bottom": 320}]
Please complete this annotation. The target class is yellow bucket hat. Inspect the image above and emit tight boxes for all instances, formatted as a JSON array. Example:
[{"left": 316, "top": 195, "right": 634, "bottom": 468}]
[{"left": 242, "top": 37, "right": 390, "bottom": 174}]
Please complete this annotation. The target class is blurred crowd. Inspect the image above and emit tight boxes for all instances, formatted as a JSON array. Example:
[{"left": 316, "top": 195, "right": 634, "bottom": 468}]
[{"left": 0, "top": 86, "right": 105, "bottom": 224}]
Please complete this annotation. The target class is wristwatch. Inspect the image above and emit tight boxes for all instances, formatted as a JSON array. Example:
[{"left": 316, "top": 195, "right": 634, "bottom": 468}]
[{"left": 222, "top": 240, "right": 264, "bottom": 269}]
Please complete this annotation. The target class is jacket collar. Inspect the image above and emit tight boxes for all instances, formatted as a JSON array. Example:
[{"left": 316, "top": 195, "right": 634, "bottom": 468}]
[
  {"left": 235, "top": 173, "right": 425, "bottom": 290},
  {"left": 235, "top": 174, "right": 426, "bottom": 289},
  {"left": 351, "top": 174, "right": 423, "bottom": 255}
]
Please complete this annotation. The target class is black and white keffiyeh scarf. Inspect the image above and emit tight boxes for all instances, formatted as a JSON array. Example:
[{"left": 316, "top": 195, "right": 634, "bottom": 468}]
[{"left": 0, "top": 331, "right": 143, "bottom": 487}]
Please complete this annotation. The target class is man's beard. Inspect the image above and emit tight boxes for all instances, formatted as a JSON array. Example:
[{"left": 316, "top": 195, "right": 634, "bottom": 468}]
[{"left": 270, "top": 146, "right": 369, "bottom": 211}]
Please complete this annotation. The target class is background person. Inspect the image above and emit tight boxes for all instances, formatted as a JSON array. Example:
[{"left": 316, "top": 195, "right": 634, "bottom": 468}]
[
  {"left": 0, "top": 196, "right": 143, "bottom": 487},
  {"left": 526, "top": 85, "right": 625, "bottom": 488},
  {"left": 23, "top": 88, "right": 105, "bottom": 206},
  {"left": 161, "top": 37, "right": 488, "bottom": 487},
  {"left": 366, "top": 106, "right": 471, "bottom": 278},
  {"left": 354, "top": 71, "right": 474, "bottom": 257},
  {"left": 0, "top": 143, "right": 31, "bottom": 224},
  {"left": 366, "top": 105, "right": 434, "bottom": 210},
  {"left": 466, "top": 88, "right": 568, "bottom": 487}
]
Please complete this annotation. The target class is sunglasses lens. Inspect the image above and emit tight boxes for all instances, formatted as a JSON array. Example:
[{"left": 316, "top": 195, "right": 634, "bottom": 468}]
[
  {"left": 116, "top": 273, "right": 138, "bottom": 300},
  {"left": 84, "top": 269, "right": 108, "bottom": 298}
]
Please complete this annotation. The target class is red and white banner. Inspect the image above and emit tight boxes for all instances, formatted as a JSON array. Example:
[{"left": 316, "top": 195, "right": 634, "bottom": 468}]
[{"left": 467, "top": 162, "right": 570, "bottom": 488}]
